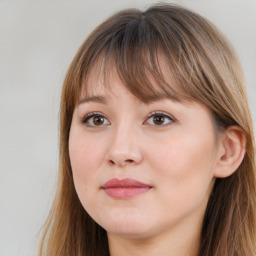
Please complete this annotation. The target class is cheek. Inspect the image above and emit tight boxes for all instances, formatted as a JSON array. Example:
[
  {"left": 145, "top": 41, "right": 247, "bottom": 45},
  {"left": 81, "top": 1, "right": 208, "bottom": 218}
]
[
  {"left": 69, "top": 135, "right": 103, "bottom": 176},
  {"left": 146, "top": 135, "right": 216, "bottom": 222},
  {"left": 147, "top": 130, "right": 216, "bottom": 193},
  {"left": 68, "top": 132, "right": 106, "bottom": 203}
]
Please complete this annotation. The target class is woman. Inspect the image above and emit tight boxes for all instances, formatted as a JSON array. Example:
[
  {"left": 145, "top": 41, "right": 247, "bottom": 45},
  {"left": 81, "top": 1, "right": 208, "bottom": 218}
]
[{"left": 39, "top": 3, "right": 256, "bottom": 256}]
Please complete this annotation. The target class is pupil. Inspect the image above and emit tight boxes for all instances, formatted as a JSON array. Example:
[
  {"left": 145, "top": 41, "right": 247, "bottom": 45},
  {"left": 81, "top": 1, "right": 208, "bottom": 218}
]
[
  {"left": 154, "top": 116, "right": 164, "bottom": 125},
  {"left": 93, "top": 116, "right": 104, "bottom": 125}
]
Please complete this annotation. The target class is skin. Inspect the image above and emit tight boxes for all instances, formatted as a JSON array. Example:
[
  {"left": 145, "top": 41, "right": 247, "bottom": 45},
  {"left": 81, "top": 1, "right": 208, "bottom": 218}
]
[{"left": 68, "top": 70, "right": 233, "bottom": 256}]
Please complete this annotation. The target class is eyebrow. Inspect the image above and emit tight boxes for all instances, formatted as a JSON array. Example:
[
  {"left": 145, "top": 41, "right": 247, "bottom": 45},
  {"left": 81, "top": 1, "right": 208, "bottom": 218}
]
[{"left": 78, "top": 95, "right": 108, "bottom": 105}]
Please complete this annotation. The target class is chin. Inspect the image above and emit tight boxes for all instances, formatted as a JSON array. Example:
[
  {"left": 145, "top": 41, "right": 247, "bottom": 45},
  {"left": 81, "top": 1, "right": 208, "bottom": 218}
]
[
  {"left": 106, "top": 225, "right": 152, "bottom": 239},
  {"left": 98, "top": 213, "right": 153, "bottom": 238}
]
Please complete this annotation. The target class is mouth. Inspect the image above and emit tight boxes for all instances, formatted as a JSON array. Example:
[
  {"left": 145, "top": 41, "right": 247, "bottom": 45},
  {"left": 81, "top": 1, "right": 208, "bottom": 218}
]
[{"left": 101, "top": 178, "right": 152, "bottom": 199}]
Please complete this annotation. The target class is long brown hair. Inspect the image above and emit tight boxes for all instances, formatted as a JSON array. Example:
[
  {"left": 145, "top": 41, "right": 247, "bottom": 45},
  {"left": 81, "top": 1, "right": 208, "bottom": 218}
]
[{"left": 39, "top": 4, "right": 256, "bottom": 255}]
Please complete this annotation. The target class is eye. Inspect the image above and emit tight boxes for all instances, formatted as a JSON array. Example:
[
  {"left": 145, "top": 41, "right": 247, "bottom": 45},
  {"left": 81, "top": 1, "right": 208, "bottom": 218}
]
[
  {"left": 82, "top": 113, "right": 110, "bottom": 127},
  {"left": 144, "top": 112, "right": 174, "bottom": 126}
]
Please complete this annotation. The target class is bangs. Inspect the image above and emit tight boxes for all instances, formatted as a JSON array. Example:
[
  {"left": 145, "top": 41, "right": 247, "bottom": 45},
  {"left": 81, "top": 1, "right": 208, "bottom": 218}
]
[
  {"left": 81, "top": 50, "right": 189, "bottom": 103},
  {"left": 77, "top": 8, "right": 196, "bottom": 104}
]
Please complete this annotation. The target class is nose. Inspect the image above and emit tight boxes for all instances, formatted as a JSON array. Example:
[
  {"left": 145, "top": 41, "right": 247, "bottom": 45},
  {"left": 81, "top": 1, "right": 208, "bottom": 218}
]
[{"left": 106, "top": 126, "right": 143, "bottom": 167}]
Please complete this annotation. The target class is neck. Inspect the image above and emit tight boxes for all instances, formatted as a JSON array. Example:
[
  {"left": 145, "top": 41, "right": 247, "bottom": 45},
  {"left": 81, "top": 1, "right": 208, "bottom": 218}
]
[{"left": 108, "top": 222, "right": 201, "bottom": 256}]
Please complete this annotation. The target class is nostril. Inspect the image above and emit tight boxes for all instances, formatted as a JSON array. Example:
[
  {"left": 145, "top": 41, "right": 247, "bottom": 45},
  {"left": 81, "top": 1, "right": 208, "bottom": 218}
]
[
  {"left": 107, "top": 159, "right": 134, "bottom": 166},
  {"left": 108, "top": 160, "right": 115, "bottom": 165}
]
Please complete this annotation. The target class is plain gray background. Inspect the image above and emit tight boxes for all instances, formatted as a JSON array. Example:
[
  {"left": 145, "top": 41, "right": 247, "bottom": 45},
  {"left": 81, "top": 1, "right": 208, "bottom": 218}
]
[{"left": 0, "top": 0, "right": 255, "bottom": 255}]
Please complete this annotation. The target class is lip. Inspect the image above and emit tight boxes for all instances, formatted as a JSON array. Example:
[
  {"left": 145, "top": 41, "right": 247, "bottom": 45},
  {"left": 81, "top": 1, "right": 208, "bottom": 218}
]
[{"left": 101, "top": 178, "right": 152, "bottom": 199}]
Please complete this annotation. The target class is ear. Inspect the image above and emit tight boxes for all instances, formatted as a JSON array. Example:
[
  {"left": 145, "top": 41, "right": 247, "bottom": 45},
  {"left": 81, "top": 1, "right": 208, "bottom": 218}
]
[{"left": 214, "top": 126, "right": 246, "bottom": 178}]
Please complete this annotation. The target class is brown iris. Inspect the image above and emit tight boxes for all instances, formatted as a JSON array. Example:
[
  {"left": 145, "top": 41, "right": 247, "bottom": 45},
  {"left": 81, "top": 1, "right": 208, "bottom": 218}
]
[
  {"left": 93, "top": 116, "right": 105, "bottom": 126},
  {"left": 153, "top": 115, "right": 165, "bottom": 125}
]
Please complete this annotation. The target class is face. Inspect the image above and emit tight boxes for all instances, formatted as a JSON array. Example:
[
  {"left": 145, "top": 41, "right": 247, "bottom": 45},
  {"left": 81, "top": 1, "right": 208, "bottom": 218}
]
[{"left": 69, "top": 70, "right": 220, "bottom": 240}]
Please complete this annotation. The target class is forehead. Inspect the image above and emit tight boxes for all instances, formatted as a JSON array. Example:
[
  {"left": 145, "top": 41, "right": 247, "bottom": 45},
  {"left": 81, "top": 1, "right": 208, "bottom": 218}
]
[
  {"left": 79, "top": 70, "right": 174, "bottom": 106},
  {"left": 81, "top": 63, "right": 118, "bottom": 99},
  {"left": 79, "top": 54, "right": 191, "bottom": 104}
]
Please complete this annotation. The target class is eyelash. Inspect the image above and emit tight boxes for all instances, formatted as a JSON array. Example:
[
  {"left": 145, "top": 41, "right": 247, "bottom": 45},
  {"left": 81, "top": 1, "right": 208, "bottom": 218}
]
[
  {"left": 144, "top": 111, "right": 175, "bottom": 127},
  {"left": 81, "top": 112, "right": 110, "bottom": 127},
  {"left": 81, "top": 111, "right": 175, "bottom": 127}
]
